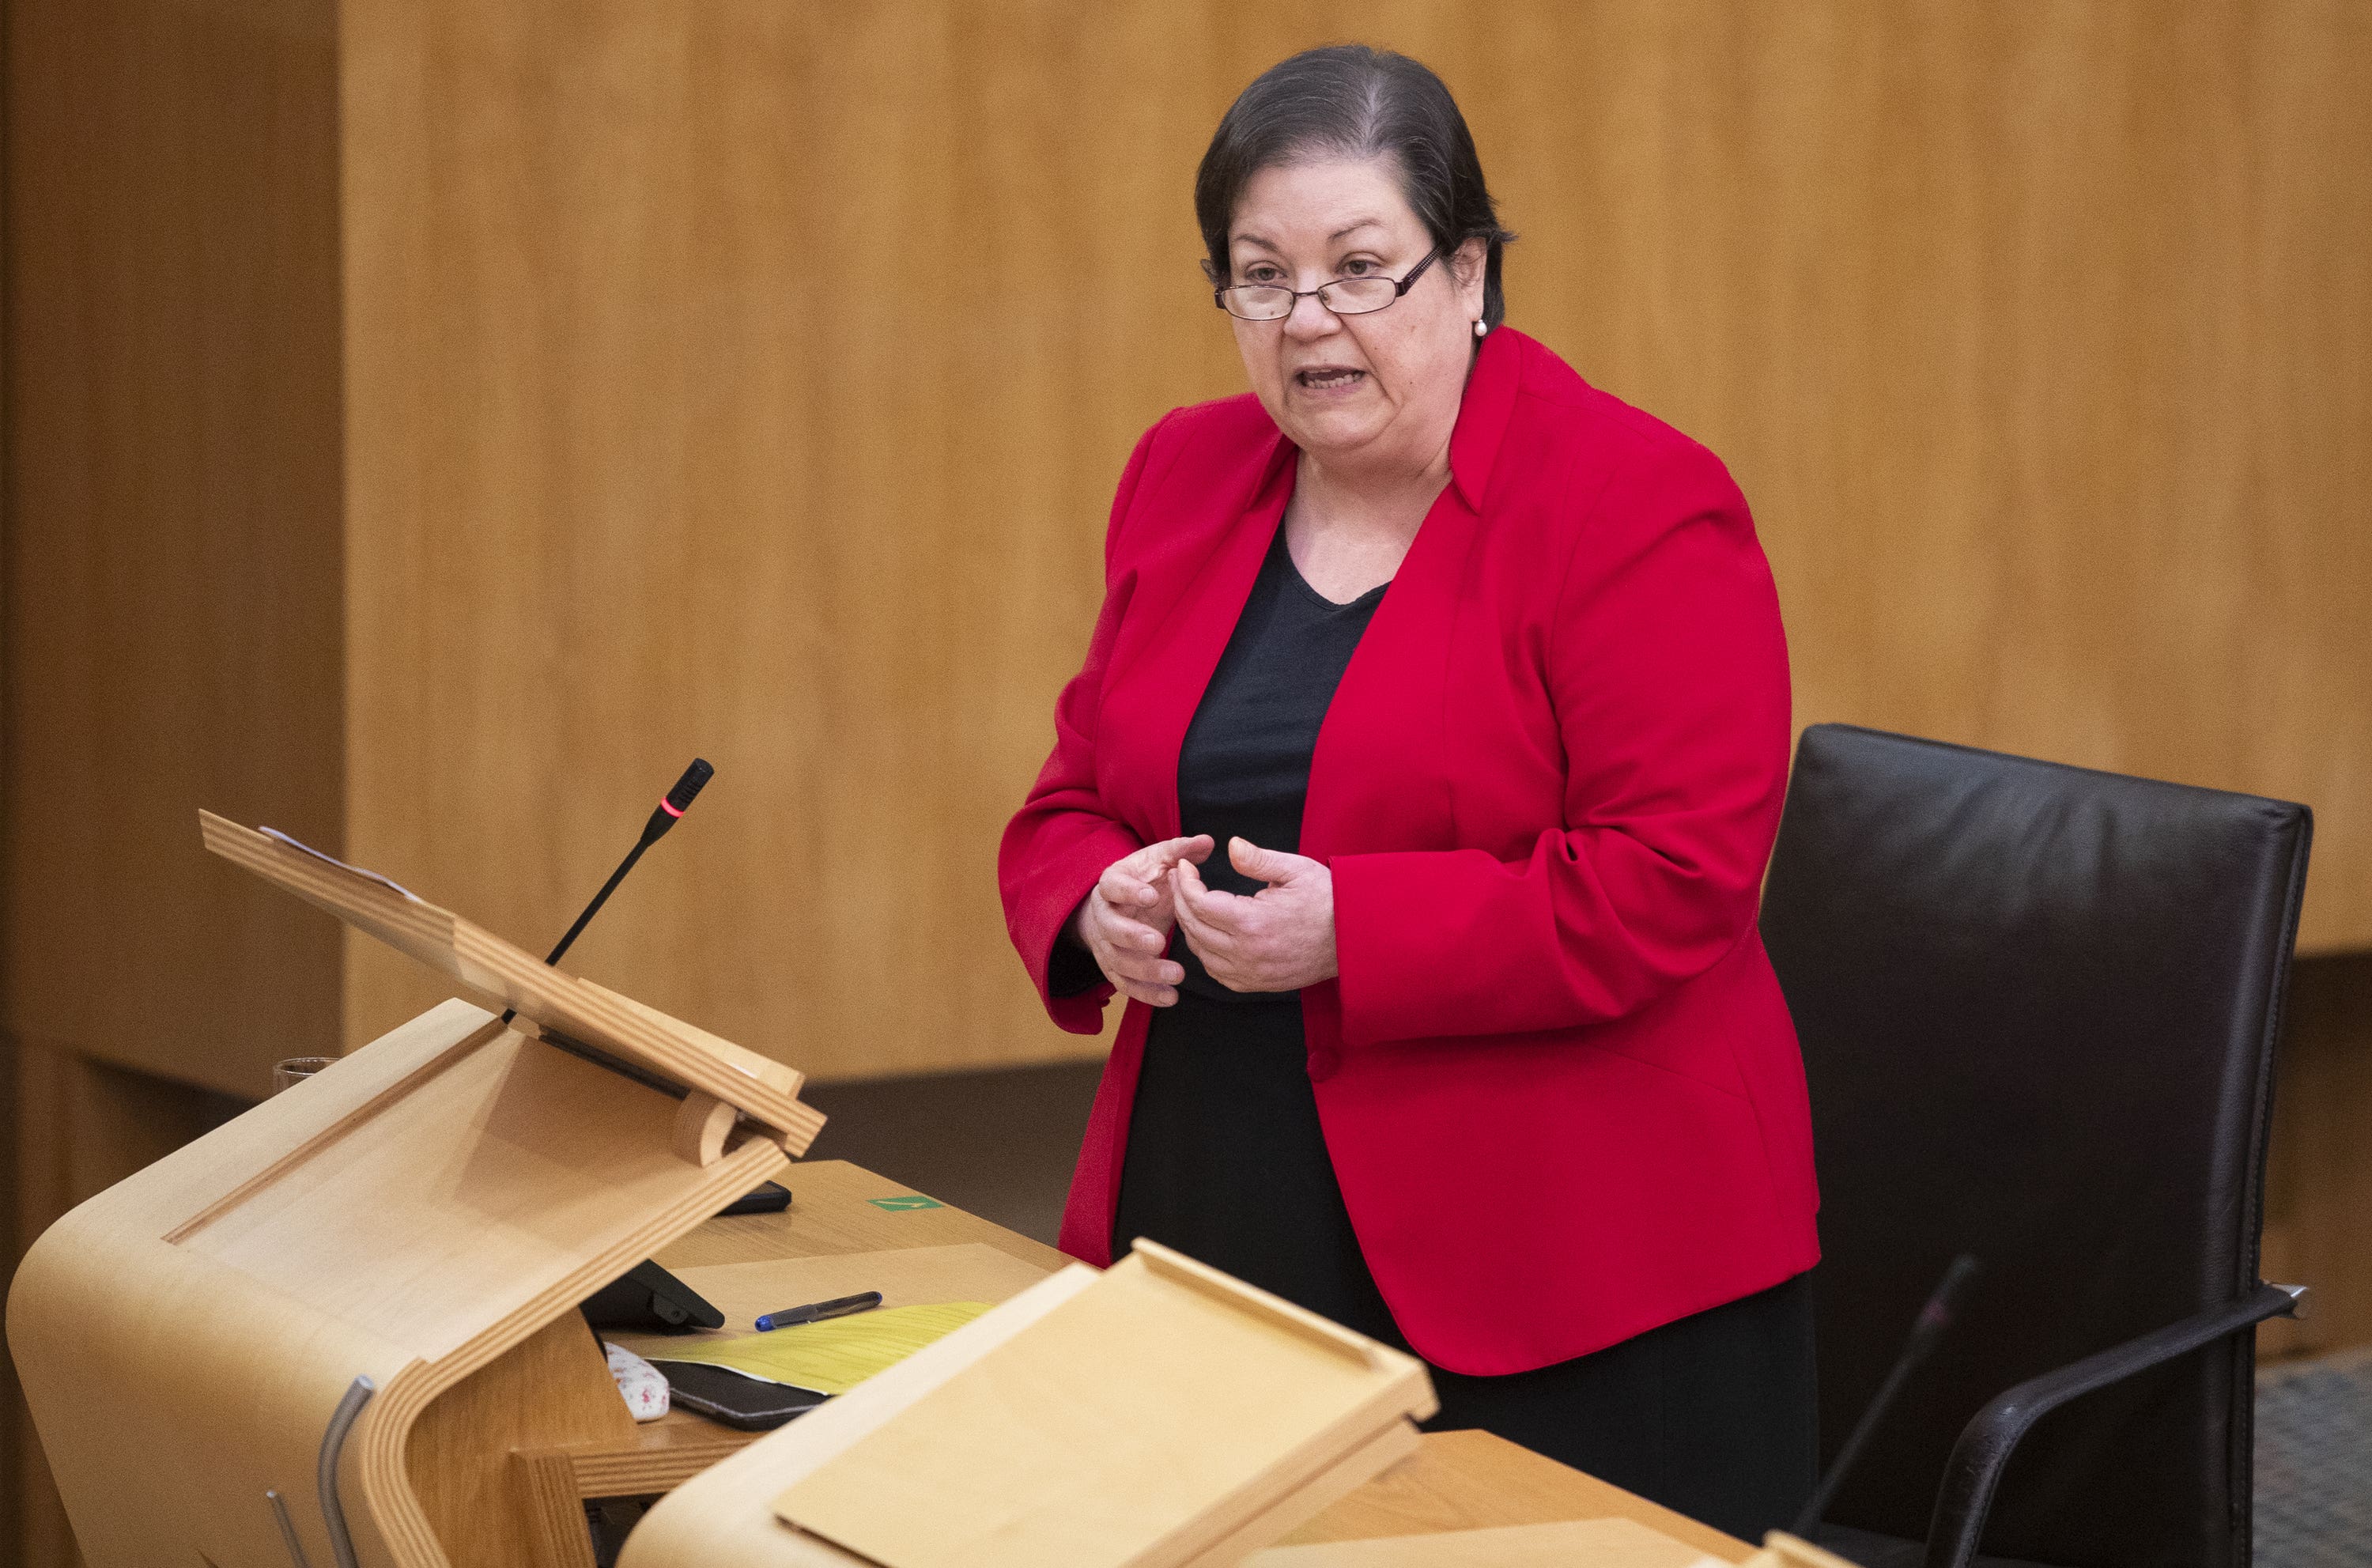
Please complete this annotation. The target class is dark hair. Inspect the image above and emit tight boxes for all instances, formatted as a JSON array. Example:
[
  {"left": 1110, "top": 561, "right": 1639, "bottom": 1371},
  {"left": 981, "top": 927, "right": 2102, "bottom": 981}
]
[{"left": 1195, "top": 45, "right": 1516, "bottom": 330}]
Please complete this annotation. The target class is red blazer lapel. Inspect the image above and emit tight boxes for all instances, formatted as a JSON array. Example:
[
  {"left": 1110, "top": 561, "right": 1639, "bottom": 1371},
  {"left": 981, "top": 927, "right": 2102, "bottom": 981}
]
[
  {"left": 1300, "top": 482, "right": 1476, "bottom": 865},
  {"left": 1100, "top": 433, "right": 1295, "bottom": 842},
  {"left": 1302, "top": 329, "right": 1524, "bottom": 865}
]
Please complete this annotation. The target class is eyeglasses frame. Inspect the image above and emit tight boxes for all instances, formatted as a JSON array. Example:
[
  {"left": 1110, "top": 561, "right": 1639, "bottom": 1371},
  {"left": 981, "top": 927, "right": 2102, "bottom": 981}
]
[{"left": 1211, "top": 245, "right": 1445, "bottom": 322}]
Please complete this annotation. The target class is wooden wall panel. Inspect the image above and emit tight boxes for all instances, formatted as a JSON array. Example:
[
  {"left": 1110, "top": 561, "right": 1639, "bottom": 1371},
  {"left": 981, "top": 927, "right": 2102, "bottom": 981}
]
[
  {"left": 337, "top": 2, "right": 1246, "bottom": 1073},
  {"left": 3, "top": 5, "right": 341, "bottom": 1556},
  {"left": 339, "top": 0, "right": 2372, "bottom": 1082},
  {"left": 2, "top": 0, "right": 346, "bottom": 1098},
  {"left": 1469, "top": 0, "right": 2372, "bottom": 948},
  {"left": 2261, "top": 952, "right": 2372, "bottom": 1358}
]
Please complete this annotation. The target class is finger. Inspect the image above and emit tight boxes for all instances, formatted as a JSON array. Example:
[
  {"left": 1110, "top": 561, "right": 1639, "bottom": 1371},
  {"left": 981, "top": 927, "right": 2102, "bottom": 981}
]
[
  {"left": 1176, "top": 860, "right": 1254, "bottom": 937},
  {"left": 1168, "top": 863, "right": 1211, "bottom": 933},
  {"left": 1096, "top": 913, "right": 1169, "bottom": 957},
  {"left": 1229, "top": 836, "right": 1302, "bottom": 886},
  {"left": 1171, "top": 867, "right": 1238, "bottom": 954},
  {"left": 1099, "top": 868, "right": 1161, "bottom": 909},
  {"left": 1105, "top": 952, "right": 1186, "bottom": 988},
  {"left": 1177, "top": 833, "right": 1216, "bottom": 864},
  {"left": 1116, "top": 979, "right": 1180, "bottom": 1007},
  {"left": 1169, "top": 858, "right": 1213, "bottom": 919},
  {"left": 1132, "top": 835, "right": 1204, "bottom": 875}
]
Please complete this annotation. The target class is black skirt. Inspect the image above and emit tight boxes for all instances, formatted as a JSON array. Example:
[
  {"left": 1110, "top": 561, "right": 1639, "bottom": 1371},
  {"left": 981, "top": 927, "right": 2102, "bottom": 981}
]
[{"left": 1113, "top": 990, "right": 1819, "bottom": 1542}]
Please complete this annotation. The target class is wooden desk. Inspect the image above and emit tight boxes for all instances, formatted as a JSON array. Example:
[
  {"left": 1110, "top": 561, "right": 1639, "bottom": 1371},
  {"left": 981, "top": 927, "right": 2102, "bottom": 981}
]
[
  {"left": 522, "top": 1160, "right": 1753, "bottom": 1566},
  {"left": 1279, "top": 1428, "right": 1752, "bottom": 1562},
  {"left": 517, "top": 1159, "right": 1065, "bottom": 1544}
]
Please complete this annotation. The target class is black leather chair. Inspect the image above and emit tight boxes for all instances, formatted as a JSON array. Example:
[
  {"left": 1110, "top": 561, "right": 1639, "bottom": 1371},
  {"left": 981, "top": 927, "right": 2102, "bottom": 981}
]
[{"left": 1761, "top": 725, "right": 2312, "bottom": 1568}]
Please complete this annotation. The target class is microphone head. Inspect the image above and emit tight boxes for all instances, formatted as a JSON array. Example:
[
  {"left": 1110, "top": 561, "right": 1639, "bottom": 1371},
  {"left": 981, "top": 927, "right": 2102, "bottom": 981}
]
[
  {"left": 1917, "top": 1253, "right": 1983, "bottom": 1335},
  {"left": 664, "top": 758, "right": 714, "bottom": 818}
]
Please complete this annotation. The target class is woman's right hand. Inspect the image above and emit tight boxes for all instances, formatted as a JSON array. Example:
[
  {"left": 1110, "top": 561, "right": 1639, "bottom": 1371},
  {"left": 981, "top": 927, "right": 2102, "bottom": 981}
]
[{"left": 1068, "top": 835, "right": 1215, "bottom": 1007}]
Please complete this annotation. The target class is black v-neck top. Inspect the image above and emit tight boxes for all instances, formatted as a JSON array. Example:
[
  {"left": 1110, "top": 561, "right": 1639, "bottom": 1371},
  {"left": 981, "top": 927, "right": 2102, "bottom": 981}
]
[
  {"left": 1112, "top": 522, "right": 1406, "bottom": 1347},
  {"left": 1171, "top": 525, "right": 1387, "bottom": 1001}
]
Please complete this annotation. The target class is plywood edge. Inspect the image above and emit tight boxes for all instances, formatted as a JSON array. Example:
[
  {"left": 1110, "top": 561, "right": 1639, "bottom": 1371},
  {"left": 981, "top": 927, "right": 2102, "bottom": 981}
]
[
  {"left": 8, "top": 1222, "right": 424, "bottom": 1568},
  {"left": 762, "top": 1252, "right": 1435, "bottom": 1568},
  {"left": 1131, "top": 1241, "right": 1427, "bottom": 1387},
  {"left": 1145, "top": 1393, "right": 1431, "bottom": 1567},
  {"left": 48, "top": 998, "right": 497, "bottom": 1244},
  {"left": 552, "top": 1430, "right": 757, "bottom": 1498},
  {"left": 199, "top": 809, "right": 825, "bottom": 1147},
  {"left": 591, "top": 979, "right": 802, "bottom": 1095},
  {"left": 201, "top": 807, "right": 460, "bottom": 965},
  {"left": 1184, "top": 1419, "right": 1422, "bottom": 1568},
  {"left": 358, "top": 1131, "right": 792, "bottom": 1566},
  {"left": 461, "top": 932, "right": 821, "bottom": 1147},
  {"left": 1243, "top": 1514, "right": 1731, "bottom": 1567}
]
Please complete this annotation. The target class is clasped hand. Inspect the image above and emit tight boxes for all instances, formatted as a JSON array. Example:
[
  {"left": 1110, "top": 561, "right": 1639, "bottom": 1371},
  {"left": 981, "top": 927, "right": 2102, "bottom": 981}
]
[{"left": 1070, "top": 834, "right": 1338, "bottom": 1006}]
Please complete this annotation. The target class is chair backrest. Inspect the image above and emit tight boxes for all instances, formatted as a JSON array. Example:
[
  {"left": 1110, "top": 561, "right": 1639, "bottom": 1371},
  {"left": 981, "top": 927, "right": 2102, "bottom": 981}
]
[{"left": 1761, "top": 725, "right": 2310, "bottom": 1568}]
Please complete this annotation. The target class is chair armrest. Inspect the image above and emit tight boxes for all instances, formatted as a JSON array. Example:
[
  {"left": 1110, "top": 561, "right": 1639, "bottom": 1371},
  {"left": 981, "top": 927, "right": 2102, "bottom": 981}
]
[{"left": 1922, "top": 1280, "right": 2306, "bottom": 1568}]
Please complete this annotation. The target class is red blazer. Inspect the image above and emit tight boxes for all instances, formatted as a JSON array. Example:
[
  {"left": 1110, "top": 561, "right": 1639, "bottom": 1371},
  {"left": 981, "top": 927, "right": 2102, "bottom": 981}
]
[{"left": 998, "top": 327, "right": 1819, "bottom": 1375}]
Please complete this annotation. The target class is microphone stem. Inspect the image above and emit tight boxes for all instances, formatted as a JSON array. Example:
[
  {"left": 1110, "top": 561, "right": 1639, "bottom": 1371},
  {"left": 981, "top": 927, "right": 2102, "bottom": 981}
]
[
  {"left": 545, "top": 835, "right": 652, "bottom": 968},
  {"left": 1793, "top": 1253, "right": 1980, "bottom": 1539},
  {"left": 499, "top": 833, "right": 654, "bottom": 1026},
  {"left": 1792, "top": 1330, "right": 1927, "bottom": 1536}
]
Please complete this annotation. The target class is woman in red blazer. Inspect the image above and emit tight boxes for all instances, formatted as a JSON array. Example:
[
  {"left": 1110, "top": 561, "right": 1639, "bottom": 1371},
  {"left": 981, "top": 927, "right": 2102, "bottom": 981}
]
[{"left": 1000, "top": 47, "right": 1819, "bottom": 1535}]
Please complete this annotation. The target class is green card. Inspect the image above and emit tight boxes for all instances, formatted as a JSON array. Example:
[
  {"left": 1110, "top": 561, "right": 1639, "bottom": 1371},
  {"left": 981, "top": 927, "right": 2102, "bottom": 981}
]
[{"left": 867, "top": 1194, "right": 944, "bottom": 1211}]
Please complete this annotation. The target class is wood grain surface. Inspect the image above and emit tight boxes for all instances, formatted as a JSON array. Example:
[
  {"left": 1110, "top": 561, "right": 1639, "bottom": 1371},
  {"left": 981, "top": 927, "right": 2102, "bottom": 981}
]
[
  {"left": 566, "top": 1162, "right": 1066, "bottom": 1502},
  {"left": 1275, "top": 1426, "right": 1753, "bottom": 1562},
  {"left": 653, "top": 1158, "right": 1066, "bottom": 1275},
  {"left": 536, "top": 1162, "right": 1753, "bottom": 1567},
  {"left": 2, "top": 0, "right": 345, "bottom": 1094},
  {"left": 407, "top": 1311, "right": 636, "bottom": 1568},
  {"left": 8, "top": 997, "right": 796, "bottom": 1568},
  {"left": 2261, "top": 951, "right": 2372, "bottom": 1358},
  {"left": 765, "top": 1249, "right": 1430, "bottom": 1568},
  {"left": 1245, "top": 1514, "right": 1724, "bottom": 1568},
  {"left": 200, "top": 810, "right": 825, "bottom": 1147},
  {"left": 334, "top": 0, "right": 2372, "bottom": 1092},
  {"left": 617, "top": 1246, "right": 1434, "bottom": 1568},
  {"left": 5, "top": 0, "right": 2363, "bottom": 1090}
]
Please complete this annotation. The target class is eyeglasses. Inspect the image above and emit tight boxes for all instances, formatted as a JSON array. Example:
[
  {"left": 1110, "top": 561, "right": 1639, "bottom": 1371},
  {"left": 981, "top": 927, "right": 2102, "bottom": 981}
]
[{"left": 1213, "top": 247, "right": 1442, "bottom": 322}]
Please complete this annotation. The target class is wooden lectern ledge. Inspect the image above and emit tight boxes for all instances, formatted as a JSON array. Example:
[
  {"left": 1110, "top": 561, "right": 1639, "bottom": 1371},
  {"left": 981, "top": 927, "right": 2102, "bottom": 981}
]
[
  {"left": 617, "top": 1240, "right": 1437, "bottom": 1568},
  {"left": 196, "top": 812, "right": 822, "bottom": 1152},
  {"left": 6, "top": 814, "right": 826, "bottom": 1568}
]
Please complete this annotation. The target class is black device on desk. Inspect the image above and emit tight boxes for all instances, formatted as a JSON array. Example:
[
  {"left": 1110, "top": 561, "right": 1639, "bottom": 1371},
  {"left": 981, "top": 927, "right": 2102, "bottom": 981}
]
[
  {"left": 716, "top": 1179, "right": 791, "bottom": 1217},
  {"left": 652, "top": 1362, "right": 829, "bottom": 1430},
  {"left": 580, "top": 1259, "right": 726, "bottom": 1333}
]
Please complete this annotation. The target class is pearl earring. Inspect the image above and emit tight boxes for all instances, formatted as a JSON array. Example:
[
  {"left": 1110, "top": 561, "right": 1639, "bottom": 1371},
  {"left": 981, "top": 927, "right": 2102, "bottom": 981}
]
[{"left": 1474, "top": 319, "right": 1488, "bottom": 338}]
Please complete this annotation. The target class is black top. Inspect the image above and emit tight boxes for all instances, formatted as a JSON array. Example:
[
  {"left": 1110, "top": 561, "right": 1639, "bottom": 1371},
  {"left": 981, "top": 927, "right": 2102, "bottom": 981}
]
[
  {"left": 1112, "top": 523, "right": 1402, "bottom": 1338},
  {"left": 1172, "top": 526, "right": 1386, "bottom": 999}
]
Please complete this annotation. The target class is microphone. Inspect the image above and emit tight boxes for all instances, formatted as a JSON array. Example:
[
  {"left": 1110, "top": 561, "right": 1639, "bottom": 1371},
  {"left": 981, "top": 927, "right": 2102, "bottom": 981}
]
[
  {"left": 500, "top": 758, "right": 713, "bottom": 1024},
  {"left": 1792, "top": 1253, "right": 1981, "bottom": 1539}
]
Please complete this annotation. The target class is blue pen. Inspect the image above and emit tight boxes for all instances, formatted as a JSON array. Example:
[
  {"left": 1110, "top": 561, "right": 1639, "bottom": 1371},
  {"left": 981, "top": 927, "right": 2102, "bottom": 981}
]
[{"left": 756, "top": 1290, "right": 883, "bottom": 1332}]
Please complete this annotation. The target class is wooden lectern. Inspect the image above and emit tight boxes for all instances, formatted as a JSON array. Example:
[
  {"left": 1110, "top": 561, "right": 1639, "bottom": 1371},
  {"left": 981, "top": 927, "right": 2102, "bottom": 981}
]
[
  {"left": 6, "top": 813, "right": 825, "bottom": 1568},
  {"left": 619, "top": 1239, "right": 1439, "bottom": 1568}
]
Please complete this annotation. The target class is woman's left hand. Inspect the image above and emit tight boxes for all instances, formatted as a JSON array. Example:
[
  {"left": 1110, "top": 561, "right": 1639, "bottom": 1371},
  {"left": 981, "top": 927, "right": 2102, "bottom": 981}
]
[{"left": 1170, "top": 837, "right": 1338, "bottom": 992}]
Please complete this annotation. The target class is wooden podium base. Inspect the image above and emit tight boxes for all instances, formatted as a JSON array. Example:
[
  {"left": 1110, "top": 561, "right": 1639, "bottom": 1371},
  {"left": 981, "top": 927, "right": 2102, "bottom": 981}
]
[{"left": 7, "top": 816, "right": 826, "bottom": 1568}]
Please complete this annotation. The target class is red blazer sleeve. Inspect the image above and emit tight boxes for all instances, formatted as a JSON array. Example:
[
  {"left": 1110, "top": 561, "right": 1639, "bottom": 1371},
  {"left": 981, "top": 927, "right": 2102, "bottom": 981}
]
[
  {"left": 997, "top": 415, "right": 1173, "bottom": 1033},
  {"left": 1331, "top": 440, "right": 1792, "bottom": 1046}
]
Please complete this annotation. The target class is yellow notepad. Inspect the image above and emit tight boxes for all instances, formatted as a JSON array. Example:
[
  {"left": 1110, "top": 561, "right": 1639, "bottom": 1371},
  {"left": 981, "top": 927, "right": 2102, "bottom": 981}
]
[{"left": 651, "top": 1302, "right": 993, "bottom": 1395}]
